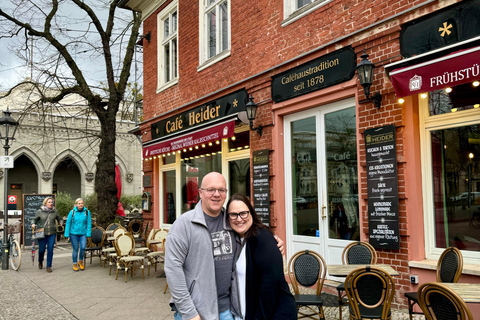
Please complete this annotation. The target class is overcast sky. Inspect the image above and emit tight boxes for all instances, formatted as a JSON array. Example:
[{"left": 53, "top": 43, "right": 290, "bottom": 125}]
[{"left": 0, "top": 1, "right": 143, "bottom": 93}]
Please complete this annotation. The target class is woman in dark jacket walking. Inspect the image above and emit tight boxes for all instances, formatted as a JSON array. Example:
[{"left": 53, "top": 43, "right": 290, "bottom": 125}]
[
  {"left": 31, "top": 197, "right": 63, "bottom": 273},
  {"left": 227, "top": 194, "right": 297, "bottom": 320}
]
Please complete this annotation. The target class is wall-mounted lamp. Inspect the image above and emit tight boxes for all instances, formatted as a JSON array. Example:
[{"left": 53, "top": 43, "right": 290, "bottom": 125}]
[
  {"left": 356, "top": 49, "right": 382, "bottom": 109},
  {"left": 245, "top": 95, "right": 273, "bottom": 137},
  {"left": 142, "top": 31, "right": 151, "bottom": 43}
]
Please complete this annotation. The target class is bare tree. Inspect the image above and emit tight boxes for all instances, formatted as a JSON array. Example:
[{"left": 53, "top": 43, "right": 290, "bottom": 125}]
[{"left": 0, "top": 0, "right": 142, "bottom": 226}]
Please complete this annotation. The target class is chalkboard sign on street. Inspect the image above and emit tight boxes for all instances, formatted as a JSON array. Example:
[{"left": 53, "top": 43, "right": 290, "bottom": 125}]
[
  {"left": 23, "top": 194, "right": 55, "bottom": 248},
  {"left": 365, "top": 125, "right": 400, "bottom": 250}
]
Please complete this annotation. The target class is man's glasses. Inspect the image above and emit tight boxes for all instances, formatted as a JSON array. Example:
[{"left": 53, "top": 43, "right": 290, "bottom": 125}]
[
  {"left": 200, "top": 188, "right": 228, "bottom": 195},
  {"left": 228, "top": 211, "right": 250, "bottom": 220}
]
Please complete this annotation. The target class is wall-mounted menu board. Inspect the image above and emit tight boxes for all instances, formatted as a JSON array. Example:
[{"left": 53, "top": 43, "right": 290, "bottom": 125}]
[
  {"left": 365, "top": 125, "right": 400, "bottom": 250},
  {"left": 252, "top": 149, "right": 270, "bottom": 225},
  {"left": 23, "top": 194, "right": 55, "bottom": 247}
]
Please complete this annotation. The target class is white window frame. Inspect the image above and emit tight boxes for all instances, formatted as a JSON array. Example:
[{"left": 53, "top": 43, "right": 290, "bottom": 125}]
[
  {"left": 198, "top": 0, "right": 231, "bottom": 72},
  {"left": 157, "top": 0, "right": 179, "bottom": 93},
  {"left": 420, "top": 94, "right": 480, "bottom": 264},
  {"left": 282, "top": 0, "right": 333, "bottom": 27}
]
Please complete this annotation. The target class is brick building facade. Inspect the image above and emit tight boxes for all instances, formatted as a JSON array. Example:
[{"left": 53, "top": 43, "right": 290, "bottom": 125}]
[{"left": 120, "top": 0, "right": 480, "bottom": 312}]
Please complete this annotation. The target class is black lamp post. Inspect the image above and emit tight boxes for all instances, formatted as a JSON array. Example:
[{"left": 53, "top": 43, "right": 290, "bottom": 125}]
[
  {"left": 356, "top": 49, "right": 382, "bottom": 109},
  {"left": 245, "top": 95, "right": 273, "bottom": 137},
  {"left": 0, "top": 108, "right": 19, "bottom": 270}
]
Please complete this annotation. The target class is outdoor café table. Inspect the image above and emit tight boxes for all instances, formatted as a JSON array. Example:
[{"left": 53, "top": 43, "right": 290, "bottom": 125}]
[
  {"left": 105, "top": 230, "right": 114, "bottom": 236},
  {"left": 441, "top": 283, "right": 480, "bottom": 303},
  {"left": 327, "top": 264, "right": 399, "bottom": 277}
]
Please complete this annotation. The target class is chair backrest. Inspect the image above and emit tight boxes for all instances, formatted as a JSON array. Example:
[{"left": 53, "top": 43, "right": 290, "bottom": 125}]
[
  {"left": 437, "top": 247, "right": 463, "bottom": 283},
  {"left": 128, "top": 220, "right": 143, "bottom": 236},
  {"left": 152, "top": 229, "right": 168, "bottom": 251},
  {"left": 345, "top": 266, "right": 395, "bottom": 320},
  {"left": 90, "top": 227, "right": 105, "bottom": 247},
  {"left": 113, "top": 226, "right": 127, "bottom": 239},
  {"left": 417, "top": 282, "right": 473, "bottom": 320},
  {"left": 287, "top": 250, "right": 327, "bottom": 295},
  {"left": 107, "top": 222, "right": 122, "bottom": 231},
  {"left": 142, "top": 221, "right": 151, "bottom": 238},
  {"left": 115, "top": 232, "right": 135, "bottom": 257},
  {"left": 342, "top": 241, "right": 378, "bottom": 265}
]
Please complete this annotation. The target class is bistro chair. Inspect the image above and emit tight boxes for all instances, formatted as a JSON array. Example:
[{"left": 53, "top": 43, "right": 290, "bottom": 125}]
[
  {"left": 146, "top": 229, "right": 168, "bottom": 276},
  {"left": 337, "top": 241, "right": 378, "bottom": 319},
  {"left": 127, "top": 219, "right": 143, "bottom": 238},
  {"left": 417, "top": 282, "right": 473, "bottom": 320},
  {"left": 106, "top": 222, "right": 122, "bottom": 232},
  {"left": 404, "top": 247, "right": 463, "bottom": 320},
  {"left": 134, "top": 221, "right": 150, "bottom": 247},
  {"left": 114, "top": 232, "right": 145, "bottom": 282},
  {"left": 345, "top": 266, "right": 395, "bottom": 320},
  {"left": 85, "top": 226, "right": 105, "bottom": 264},
  {"left": 287, "top": 250, "right": 327, "bottom": 320},
  {"left": 102, "top": 226, "right": 127, "bottom": 273}
]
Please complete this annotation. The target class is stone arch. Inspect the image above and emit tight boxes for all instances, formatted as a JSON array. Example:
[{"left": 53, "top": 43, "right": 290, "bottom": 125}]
[
  {"left": 11, "top": 146, "right": 45, "bottom": 174},
  {"left": 47, "top": 149, "right": 88, "bottom": 175}
]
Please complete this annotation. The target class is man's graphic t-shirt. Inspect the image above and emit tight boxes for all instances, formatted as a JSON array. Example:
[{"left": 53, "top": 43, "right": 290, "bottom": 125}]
[{"left": 205, "top": 212, "right": 235, "bottom": 313}]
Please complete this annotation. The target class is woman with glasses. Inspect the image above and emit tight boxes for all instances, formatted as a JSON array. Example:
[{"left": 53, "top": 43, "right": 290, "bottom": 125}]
[{"left": 226, "top": 194, "right": 296, "bottom": 320}]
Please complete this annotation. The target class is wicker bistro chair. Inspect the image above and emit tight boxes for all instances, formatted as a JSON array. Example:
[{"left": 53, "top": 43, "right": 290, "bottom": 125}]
[
  {"left": 337, "top": 241, "right": 378, "bottom": 320},
  {"left": 114, "top": 232, "right": 145, "bottom": 282},
  {"left": 417, "top": 282, "right": 473, "bottom": 320},
  {"left": 134, "top": 226, "right": 156, "bottom": 255},
  {"left": 345, "top": 266, "right": 395, "bottom": 320},
  {"left": 134, "top": 221, "right": 150, "bottom": 247},
  {"left": 404, "top": 247, "right": 463, "bottom": 320},
  {"left": 287, "top": 250, "right": 327, "bottom": 320},
  {"left": 85, "top": 227, "right": 105, "bottom": 264},
  {"left": 106, "top": 222, "right": 122, "bottom": 232},
  {"left": 127, "top": 219, "right": 143, "bottom": 238},
  {"left": 146, "top": 229, "right": 168, "bottom": 276},
  {"left": 101, "top": 226, "right": 127, "bottom": 273}
]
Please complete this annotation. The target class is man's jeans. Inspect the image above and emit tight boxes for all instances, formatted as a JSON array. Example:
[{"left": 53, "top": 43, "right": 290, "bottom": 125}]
[{"left": 174, "top": 309, "right": 234, "bottom": 320}]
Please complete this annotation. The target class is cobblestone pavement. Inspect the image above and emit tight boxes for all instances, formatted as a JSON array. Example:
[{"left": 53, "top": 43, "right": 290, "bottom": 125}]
[{"left": 0, "top": 241, "right": 424, "bottom": 319}]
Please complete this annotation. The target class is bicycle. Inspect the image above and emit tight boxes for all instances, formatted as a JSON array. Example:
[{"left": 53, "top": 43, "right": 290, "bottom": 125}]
[{"left": 0, "top": 220, "right": 22, "bottom": 271}]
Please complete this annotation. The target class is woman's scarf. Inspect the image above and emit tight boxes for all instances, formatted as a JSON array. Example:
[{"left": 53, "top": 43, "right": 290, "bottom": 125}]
[{"left": 41, "top": 205, "right": 54, "bottom": 212}]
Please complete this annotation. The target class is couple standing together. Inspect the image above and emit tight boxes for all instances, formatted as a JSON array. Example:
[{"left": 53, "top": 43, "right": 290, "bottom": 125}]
[{"left": 165, "top": 172, "right": 297, "bottom": 320}]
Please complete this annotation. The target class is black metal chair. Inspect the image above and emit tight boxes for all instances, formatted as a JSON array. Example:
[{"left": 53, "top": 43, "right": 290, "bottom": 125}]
[
  {"left": 417, "top": 282, "right": 472, "bottom": 320},
  {"left": 85, "top": 226, "right": 105, "bottom": 264},
  {"left": 337, "top": 241, "right": 378, "bottom": 319},
  {"left": 287, "top": 250, "right": 327, "bottom": 320},
  {"left": 345, "top": 266, "right": 395, "bottom": 320},
  {"left": 404, "top": 247, "right": 463, "bottom": 320},
  {"left": 134, "top": 221, "right": 149, "bottom": 247}
]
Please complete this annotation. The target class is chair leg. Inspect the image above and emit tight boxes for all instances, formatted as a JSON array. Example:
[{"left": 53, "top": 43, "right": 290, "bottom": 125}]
[
  {"left": 115, "top": 263, "right": 119, "bottom": 280},
  {"left": 407, "top": 299, "right": 415, "bottom": 320},
  {"left": 338, "top": 291, "right": 343, "bottom": 320},
  {"left": 164, "top": 283, "right": 168, "bottom": 294},
  {"left": 125, "top": 265, "right": 128, "bottom": 282},
  {"left": 148, "top": 260, "right": 151, "bottom": 276}
]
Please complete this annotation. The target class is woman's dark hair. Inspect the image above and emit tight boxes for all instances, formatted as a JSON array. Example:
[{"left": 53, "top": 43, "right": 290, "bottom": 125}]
[{"left": 226, "top": 193, "right": 272, "bottom": 240}]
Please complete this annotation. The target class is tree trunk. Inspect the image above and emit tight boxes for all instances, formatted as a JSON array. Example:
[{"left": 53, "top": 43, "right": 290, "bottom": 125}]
[{"left": 95, "top": 108, "right": 118, "bottom": 227}]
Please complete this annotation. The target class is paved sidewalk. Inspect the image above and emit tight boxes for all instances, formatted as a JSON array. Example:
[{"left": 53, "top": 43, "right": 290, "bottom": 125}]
[
  {"left": 0, "top": 240, "right": 421, "bottom": 320},
  {"left": 0, "top": 240, "right": 173, "bottom": 320}
]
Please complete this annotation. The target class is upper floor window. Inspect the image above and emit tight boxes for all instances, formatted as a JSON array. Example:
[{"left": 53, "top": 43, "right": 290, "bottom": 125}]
[
  {"left": 282, "top": 0, "right": 333, "bottom": 27},
  {"left": 157, "top": 1, "right": 178, "bottom": 91},
  {"left": 198, "top": 0, "right": 231, "bottom": 70}
]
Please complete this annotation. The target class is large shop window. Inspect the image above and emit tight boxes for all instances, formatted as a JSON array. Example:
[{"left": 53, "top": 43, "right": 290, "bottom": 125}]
[{"left": 423, "top": 84, "right": 480, "bottom": 259}]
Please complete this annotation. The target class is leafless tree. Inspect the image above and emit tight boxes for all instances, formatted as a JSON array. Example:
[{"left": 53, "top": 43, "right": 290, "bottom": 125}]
[{"left": 0, "top": 0, "right": 142, "bottom": 226}]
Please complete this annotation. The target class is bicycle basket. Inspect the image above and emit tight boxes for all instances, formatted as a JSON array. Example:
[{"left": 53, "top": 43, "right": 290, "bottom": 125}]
[{"left": 7, "top": 222, "right": 22, "bottom": 234}]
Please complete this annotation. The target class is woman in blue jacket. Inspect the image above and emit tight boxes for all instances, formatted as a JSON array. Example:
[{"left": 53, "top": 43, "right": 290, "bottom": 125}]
[{"left": 64, "top": 198, "right": 92, "bottom": 271}]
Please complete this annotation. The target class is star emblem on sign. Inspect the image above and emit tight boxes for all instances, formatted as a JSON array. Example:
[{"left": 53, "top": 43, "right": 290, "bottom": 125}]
[
  {"left": 439, "top": 22, "right": 453, "bottom": 37},
  {"left": 233, "top": 99, "right": 238, "bottom": 107}
]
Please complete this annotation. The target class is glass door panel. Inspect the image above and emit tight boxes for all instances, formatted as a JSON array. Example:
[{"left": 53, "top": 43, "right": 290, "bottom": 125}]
[
  {"left": 228, "top": 158, "right": 250, "bottom": 196},
  {"left": 291, "top": 117, "right": 318, "bottom": 236},
  {"left": 325, "top": 107, "right": 359, "bottom": 240},
  {"left": 162, "top": 170, "right": 176, "bottom": 224}
]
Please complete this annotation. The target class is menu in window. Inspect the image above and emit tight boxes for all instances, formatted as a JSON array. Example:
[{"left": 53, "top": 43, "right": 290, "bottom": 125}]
[
  {"left": 365, "top": 125, "right": 400, "bottom": 250},
  {"left": 252, "top": 149, "right": 270, "bottom": 225}
]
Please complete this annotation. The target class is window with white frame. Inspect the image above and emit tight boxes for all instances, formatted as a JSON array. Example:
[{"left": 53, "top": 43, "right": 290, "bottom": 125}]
[
  {"left": 199, "top": 0, "right": 230, "bottom": 68},
  {"left": 421, "top": 82, "right": 480, "bottom": 262},
  {"left": 157, "top": 1, "right": 178, "bottom": 91},
  {"left": 283, "top": 0, "right": 333, "bottom": 26}
]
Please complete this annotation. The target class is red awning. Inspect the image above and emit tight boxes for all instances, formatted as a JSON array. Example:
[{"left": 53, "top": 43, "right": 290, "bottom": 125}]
[
  {"left": 143, "top": 120, "right": 235, "bottom": 158},
  {"left": 389, "top": 46, "right": 480, "bottom": 98}
]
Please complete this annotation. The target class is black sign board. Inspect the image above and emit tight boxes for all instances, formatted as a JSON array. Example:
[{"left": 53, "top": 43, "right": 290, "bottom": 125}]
[
  {"left": 365, "top": 125, "right": 400, "bottom": 250},
  {"left": 23, "top": 194, "right": 55, "bottom": 247},
  {"left": 252, "top": 149, "right": 270, "bottom": 225},
  {"left": 151, "top": 89, "right": 248, "bottom": 140},
  {"left": 401, "top": 0, "right": 480, "bottom": 57},
  {"left": 271, "top": 46, "right": 356, "bottom": 103}
]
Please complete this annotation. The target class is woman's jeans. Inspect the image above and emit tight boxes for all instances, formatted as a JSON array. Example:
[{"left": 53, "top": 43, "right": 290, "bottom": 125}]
[
  {"left": 70, "top": 234, "right": 87, "bottom": 263},
  {"left": 38, "top": 234, "right": 56, "bottom": 268}
]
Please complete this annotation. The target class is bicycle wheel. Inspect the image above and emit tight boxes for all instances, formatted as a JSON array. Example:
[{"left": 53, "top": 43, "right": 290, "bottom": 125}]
[{"left": 9, "top": 239, "right": 21, "bottom": 271}]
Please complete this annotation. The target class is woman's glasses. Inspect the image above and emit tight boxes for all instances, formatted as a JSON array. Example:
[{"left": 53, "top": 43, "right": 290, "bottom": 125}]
[{"left": 228, "top": 211, "right": 250, "bottom": 220}]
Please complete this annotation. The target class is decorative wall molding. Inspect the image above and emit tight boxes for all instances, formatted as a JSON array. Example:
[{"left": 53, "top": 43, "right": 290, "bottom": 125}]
[
  {"left": 42, "top": 172, "right": 52, "bottom": 181},
  {"left": 126, "top": 173, "right": 134, "bottom": 183},
  {"left": 85, "top": 172, "right": 94, "bottom": 182}
]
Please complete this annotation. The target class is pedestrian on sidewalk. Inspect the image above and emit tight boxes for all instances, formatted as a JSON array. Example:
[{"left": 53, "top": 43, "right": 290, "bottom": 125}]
[
  {"left": 32, "top": 197, "right": 63, "bottom": 273},
  {"left": 64, "top": 198, "right": 92, "bottom": 272}
]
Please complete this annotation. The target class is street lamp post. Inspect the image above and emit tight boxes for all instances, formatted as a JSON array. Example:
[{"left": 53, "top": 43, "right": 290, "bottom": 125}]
[{"left": 0, "top": 108, "right": 19, "bottom": 270}]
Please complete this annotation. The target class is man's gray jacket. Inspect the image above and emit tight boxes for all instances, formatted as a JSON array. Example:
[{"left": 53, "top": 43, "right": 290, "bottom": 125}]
[{"left": 165, "top": 200, "right": 241, "bottom": 320}]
